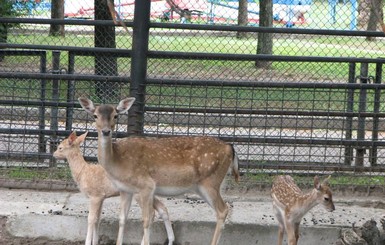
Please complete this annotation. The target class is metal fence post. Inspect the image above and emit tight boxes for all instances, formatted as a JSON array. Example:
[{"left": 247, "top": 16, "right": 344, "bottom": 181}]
[
  {"left": 370, "top": 61, "right": 383, "bottom": 166},
  {"left": 355, "top": 62, "right": 368, "bottom": 167},
  {"left": 344, "top": 62, "right": 355, "bottom": 165},
  {"left": 128, "top": 0, "right": 151, "bottom": 135},
  {"left": 38, "top": 52, "right": 47, "bottom": 157},
  {"left": 66, "top": 51, "right": 75, "bottom": 132},
  {"left": 49, "top": 51, "right": 61, "bottom": 167}
]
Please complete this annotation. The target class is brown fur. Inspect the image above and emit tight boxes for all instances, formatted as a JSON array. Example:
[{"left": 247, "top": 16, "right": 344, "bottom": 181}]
[
  {"left": 78, "top": 97, "right": 239, "bottom": 245},
  {"left": 53, "top": 131, "right": 175, "bottom": 245},
  {"left": 271, "top": 175, "right": 335, "bottom": 245}
]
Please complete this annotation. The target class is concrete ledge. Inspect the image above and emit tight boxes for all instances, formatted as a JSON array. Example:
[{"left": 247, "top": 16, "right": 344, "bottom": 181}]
[{"left": 1, "top": 189, "right": 384, "bottom": 245}]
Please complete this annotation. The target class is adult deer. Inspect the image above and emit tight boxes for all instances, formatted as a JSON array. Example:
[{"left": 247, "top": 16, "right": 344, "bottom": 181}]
[
  {"left": 53, "top": 131, "right": 175, "bottom": 245},
  {"left": 271, "top": 175, "right": 335, "bottom": 245},
  {"left": 78, "top": 97, "right": 240, "bottom": 245}
]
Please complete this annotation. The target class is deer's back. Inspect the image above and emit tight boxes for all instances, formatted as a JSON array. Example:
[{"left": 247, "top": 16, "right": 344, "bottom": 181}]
[
  {"left": 111, "top": 136, "right": 233, "bottom": 186},
  {"left": 271, "top": 175, "right": 303, "bottom": 208}
]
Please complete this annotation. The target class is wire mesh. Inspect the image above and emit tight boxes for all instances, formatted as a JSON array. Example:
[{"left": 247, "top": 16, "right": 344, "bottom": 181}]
[{"left": 0, "top": 0, "right": 384, "bottom": 189}]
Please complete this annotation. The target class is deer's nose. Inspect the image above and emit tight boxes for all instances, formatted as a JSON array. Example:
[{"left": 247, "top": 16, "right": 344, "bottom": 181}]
[{"left": 102, "top": 129, "right": 111, "bottom": 136}]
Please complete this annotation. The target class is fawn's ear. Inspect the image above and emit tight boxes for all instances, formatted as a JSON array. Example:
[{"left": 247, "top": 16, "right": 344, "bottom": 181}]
[
  {"left": 314, "top": 175, "right": 321, "bottom": 190},
  {"left": 322, "top": 175, "right": 331, "bottom": 186},
  {"left": 78, "top": 97, "right": 96, "bottom": 114},
  {"left": 68, "top": 131, "right": 77, "bottom": 145},
  {"left": 76, "top": 131, "right": 88, "bottom": 145},
  {"left": 116, "top": 97, "right": 136, "bottom": 114}
]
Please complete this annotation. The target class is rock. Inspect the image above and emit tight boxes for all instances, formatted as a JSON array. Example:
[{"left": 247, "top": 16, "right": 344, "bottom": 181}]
[
  {"left": 341, "top": 228, "right": 368, "bottom": 245},
  {"left": 360, "top": 219, "right": 381, "bottom": 245}
]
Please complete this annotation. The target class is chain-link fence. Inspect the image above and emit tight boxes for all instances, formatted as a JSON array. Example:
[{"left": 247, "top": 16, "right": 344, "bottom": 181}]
[{"left": 0, "top": 0, "right": 384, "bottom": 190}]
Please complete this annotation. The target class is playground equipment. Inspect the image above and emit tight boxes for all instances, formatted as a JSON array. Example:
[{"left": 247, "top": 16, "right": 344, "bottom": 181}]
[{"left": 328, "top": 0, "right": 357, "bottom": 30}]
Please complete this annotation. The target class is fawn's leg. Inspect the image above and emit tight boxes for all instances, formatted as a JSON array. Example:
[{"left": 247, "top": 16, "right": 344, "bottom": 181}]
[
  {"left": 285, "top": 220, "right": 297, "bottom": 245},
  {"left": 272, "top": 202, "right": 285, "bottom": 245},
  {"left": 294, "top": 222, "right": 300, "bottom": 243},
  {"left": 86, "top": 197, "right": 103, "bottom": 245},
  {"left": 116, "top": 192, "right": 133, "bottom": 245},
  {"left": 153, "top": 197, "right": 175, "bottom": 245}
]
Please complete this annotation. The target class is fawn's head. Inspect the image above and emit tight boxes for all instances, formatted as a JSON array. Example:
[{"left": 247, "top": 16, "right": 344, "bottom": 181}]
[
  {"left": 78, "top": 97, "right": 136, "bottom": 137},
  {"left": 314, "top": 175, "right": 335, "bottom": 212},
  {"left": 53, "top": 131, "right": 88, "bottom": 160}
]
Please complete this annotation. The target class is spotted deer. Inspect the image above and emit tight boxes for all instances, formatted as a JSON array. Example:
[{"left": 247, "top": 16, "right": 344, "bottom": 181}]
[
  {"left": 53, "top": 131, "right": 175, "bottom": 245},
  {"left": 271, "top": 175, "right": 335, "bottom": 245},
  {"left": 78, "top": 97, "right": 240, "bottom": 245}
]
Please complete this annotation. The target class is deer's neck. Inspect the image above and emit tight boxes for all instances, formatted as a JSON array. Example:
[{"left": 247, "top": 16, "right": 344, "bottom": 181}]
[
  {"left": 66, "top": 150, "right": 87, "bottom": 183},
  {"left": 291, "top": 189, "right": 319, "bottom": 219},
  {"left": 97, "top": 134, "right": 114, "bottom": 169}
]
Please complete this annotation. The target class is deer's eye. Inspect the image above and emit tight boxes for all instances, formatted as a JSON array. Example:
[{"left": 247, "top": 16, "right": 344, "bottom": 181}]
[
  {"left": 324, "top": 197, "right": 330, "bottom": 202},
  {"left": 93, "top": 115, "right": 98, "bottom": 119},
  {"left": 114, "top": 115, "right": 118, "bottom": 119}
]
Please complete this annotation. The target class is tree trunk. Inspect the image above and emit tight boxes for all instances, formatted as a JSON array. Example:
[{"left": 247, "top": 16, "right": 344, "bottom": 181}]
[
  {"left": 255, "top": 0, "right": 273, "bottom": 69},
  {"left": 366, "top": 0, "right": 384, "bottom": 40},
  {"left": 0, "top": 23, "right": 7, "bottom": 62},
  {"left": 357, "top": 0, "right": 371, "bottom": 30},
  {"left": 94, "top": 0, "right": 118, "bottom": 102},
  {"left": 49, "top": 0, "right": 65, "bottom": 36},
  {"left": 236, "top": 0, "right": 248, "bottom": 39}
]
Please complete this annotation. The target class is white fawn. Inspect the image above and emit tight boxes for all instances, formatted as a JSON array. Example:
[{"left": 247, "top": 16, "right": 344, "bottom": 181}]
[
  {"left": 271, "top": 175, "right": 335, "bottom": 245},
  {"left": 53, "top": 131, "right": 175, "bottom": 245},
  {"left": 78, "top": 97, "right": 240, "bottom": 245}
]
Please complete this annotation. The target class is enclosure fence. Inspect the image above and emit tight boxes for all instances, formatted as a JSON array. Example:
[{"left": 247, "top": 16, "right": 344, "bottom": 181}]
[{"left": 0, "top": 0, "right": 384, "bottom": 190}]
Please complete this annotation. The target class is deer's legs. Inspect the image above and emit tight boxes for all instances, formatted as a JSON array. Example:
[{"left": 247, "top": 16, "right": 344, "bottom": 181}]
[
  {"left": 139, "top": 188, "right": 155, "bottom": 245},
  {"left": 198, "top": 184, "right": 228, "bottom": 245},
  {"left": 116, "top": 192, "right": 133, "bottom": 245},
  {"left": 294, "top": 222, "right": 300, "bottom": 243},
  {"left": 285, "top": 220, "right": 297, "bottom": 245},
  {"left": 86, "top": 197, "right": 103, "bottom": 245},
  {"left": 272, "top": 202, "right": 286, "bottom": 245},
  {"left": 153, "top": 197, "right": 175, "bottom": 245}
]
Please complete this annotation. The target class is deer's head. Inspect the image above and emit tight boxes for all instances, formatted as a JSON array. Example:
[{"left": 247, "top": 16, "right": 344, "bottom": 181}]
[
  {"left": 53, "top": 131, "right": 88, "bottom": 160},
  {"left": 78, "top": 97, "right": 136, "bottom": 137},
  {"left": 314, "top": 175, "right": 335, "bottom": 212}
]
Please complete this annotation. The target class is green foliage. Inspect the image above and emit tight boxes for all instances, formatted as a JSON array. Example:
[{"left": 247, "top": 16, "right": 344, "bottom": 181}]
[{"left": 0, "top": 0, "right": 30, "bottom": 17}]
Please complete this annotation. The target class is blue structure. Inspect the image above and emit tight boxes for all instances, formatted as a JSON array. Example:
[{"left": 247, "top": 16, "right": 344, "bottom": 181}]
[{"left": 328, "top": 0, "right": 357, "bottom": 30}]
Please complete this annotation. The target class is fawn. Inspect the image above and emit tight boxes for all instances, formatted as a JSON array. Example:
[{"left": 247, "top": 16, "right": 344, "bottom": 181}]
[
  {"left": 271, "top": 175, "right": 335, "bottom": 245},
  {"left": 78, "top": 97, "right": 240, "bottom": 245},
  {"left": 53, "top": 131, "right": 175, "bottom": 245}
]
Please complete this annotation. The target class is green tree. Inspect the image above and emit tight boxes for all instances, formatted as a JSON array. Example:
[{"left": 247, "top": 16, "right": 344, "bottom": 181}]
[
  {"left": 256, "top": 0, "right": 273, "bottom": 69},
  {"left": 0, "top": 0, "right": 29, "bottom": 61}
]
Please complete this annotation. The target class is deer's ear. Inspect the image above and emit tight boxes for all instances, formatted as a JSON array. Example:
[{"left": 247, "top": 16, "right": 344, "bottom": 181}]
[
  {"left": 68, "top": 131, "right": 77, "bottom": 145},
  {"left": 78, "top": 97, "right": 96, "bottom": 114},
  {"left": 322, "top": 175, "right": 331, "bottom": 186},
  {"left": 116, "top": 97, "right": 136, "bottom": 114},
  {"left": 314, "top": 175, "right": 321, "bottom": 190},
  {"left": 76, "top": 131, "right": 88, "bottom": 145}
]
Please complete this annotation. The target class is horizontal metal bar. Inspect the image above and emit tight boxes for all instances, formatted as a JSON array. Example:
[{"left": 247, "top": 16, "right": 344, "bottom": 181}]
[
  {"left": 0, "top": 17, "right": 134, "bottom": 27},
  {"left": 2, "top": 128, "right": 384, "bottom": 147},
  {"left": 145, "top": 106, "right": 385, "bottom": 118},
  {"left": 0, "top": 72, "right": 131, "bottom": 82},
  {"left": 239, "top": 161, "right": 385, "bottom": 172},
  {"left": 0, "top": 50, "right": 46, "bottom": 56},
  {"left": 0, "top": 43, "right": 132, "bottom": 55},
  {"left": 1, "top": 18, "right": 384, "bottom": 38},
  {"left": 148, "top": 51, "right": 385, "bottom": 63},
  {"left": 0, "top": 99, "right": 78, "bottom": 108},
  {"left": 150, "top": 22, "right": 385, "bottom": 38},
  {"left": 146, "top": 78, "right": 385, "bottom": 89}
]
